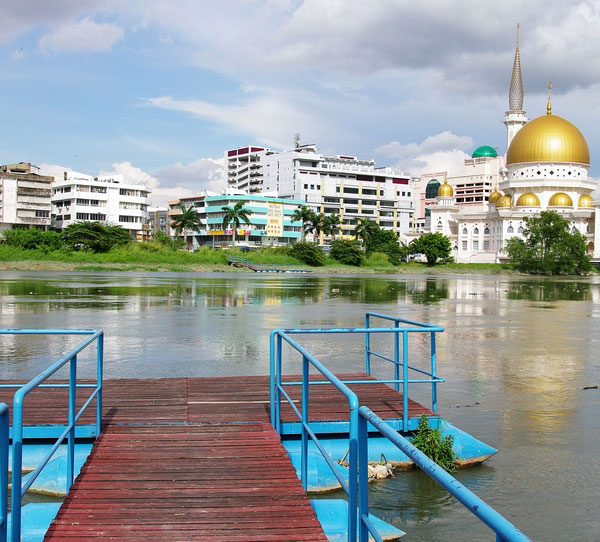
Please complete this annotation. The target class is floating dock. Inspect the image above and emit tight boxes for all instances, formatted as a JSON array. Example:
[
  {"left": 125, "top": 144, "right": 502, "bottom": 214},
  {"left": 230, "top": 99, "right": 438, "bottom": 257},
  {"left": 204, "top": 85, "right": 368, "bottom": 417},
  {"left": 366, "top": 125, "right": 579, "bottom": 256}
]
[{"left": 1, "top": 374, "right": 423, "bottom": 541}]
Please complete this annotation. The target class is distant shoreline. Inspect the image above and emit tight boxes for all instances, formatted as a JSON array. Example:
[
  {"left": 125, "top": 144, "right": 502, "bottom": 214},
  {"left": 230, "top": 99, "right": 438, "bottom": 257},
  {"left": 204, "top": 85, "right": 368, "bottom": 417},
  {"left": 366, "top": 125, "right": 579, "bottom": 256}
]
[{"left": 0, "top": 259, "right": 521, "bottom": 275}]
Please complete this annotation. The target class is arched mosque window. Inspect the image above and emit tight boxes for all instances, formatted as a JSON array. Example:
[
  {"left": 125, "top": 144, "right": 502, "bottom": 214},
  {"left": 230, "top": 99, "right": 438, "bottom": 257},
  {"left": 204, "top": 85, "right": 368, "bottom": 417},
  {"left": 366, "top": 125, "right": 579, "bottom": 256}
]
[{"left": 426, "top": 179, "right": 441, "bottom": 199}]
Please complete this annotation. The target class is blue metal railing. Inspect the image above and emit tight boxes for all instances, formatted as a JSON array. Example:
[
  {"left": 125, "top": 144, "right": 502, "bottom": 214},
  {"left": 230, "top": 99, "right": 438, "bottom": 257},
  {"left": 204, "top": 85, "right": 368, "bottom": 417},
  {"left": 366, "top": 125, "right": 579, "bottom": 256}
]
[
  {"left": 0, "top": 329, "right": 104, "bottom": 542},
  {"left": 269, "top": 318, "right": 531, "bottom": 542},
  {"left": 365, "top": 312, "right": 444, "bottom": 430},
  {"left": 358, "top": 406, "right": 531, "bottom": 542},
  {"left": 0, "top": 403, "right": 7, "bottom": 542},
  {"left": 270, "top": 316, "right": 444, "bottom": 433}
]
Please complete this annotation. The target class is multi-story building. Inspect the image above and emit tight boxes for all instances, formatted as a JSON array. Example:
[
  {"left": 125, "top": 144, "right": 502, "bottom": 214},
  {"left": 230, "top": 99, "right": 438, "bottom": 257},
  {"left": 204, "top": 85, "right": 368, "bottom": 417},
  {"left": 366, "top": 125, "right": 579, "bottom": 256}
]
[
  {"left": 140, "top": 206, "right": 169, "bottom": 241},
  {"left": 168, "top": 193, "right": 304, "bottom": 249},
  {"left": 51, "top": 171, "right": 150, "bottom": 237},
  {"left": 0, "top": 163, "right": 53, "bottom": 232},
  {"left": 225, "top": 143, "right": 413, "bottom": 242}
]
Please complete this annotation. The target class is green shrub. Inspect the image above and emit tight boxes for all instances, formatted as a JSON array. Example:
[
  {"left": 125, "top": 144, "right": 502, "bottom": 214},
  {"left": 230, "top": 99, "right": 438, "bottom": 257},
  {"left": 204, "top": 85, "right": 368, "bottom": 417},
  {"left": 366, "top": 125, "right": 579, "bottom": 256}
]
[
  {"left": 1, "top": 229, "right": 62, "bottom": 252},
  {"left": 288, "top": 241, "right": 326, "bottom": 266},
  {"left": 363, "top": 251, "right": 393, "bottom": 267},
  {"left": 410, "top": 414, "right": 456, "bottom": 472},
  {"left": 61, "top": 221, "right": 131, "bottom": 253},
  {"left": 329, "top": 239, "right": 364, "bottom": 266}
]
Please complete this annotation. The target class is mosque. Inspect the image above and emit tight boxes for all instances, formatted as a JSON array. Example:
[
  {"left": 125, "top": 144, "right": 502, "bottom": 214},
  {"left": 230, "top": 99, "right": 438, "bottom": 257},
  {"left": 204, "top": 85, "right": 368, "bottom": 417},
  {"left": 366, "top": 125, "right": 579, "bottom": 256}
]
[{"left": 422, "top": 29, "right": 598, "bottom": 263}]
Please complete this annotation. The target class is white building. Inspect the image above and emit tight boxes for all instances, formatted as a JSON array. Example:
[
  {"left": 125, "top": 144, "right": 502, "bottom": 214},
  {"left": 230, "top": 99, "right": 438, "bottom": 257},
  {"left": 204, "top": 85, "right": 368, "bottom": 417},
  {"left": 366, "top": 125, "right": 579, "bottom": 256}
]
[
  {"left": 0, "top": 163, "right": 53, "bottom": 232},
  {"left": 51, "top": 171, "right": 150, "bottom": 237},
  {"left": 225, "top": 142, "right": 414, "bottom": 242},
  {"left": 424, "top": 30, "right": 599, "bottom": 263}
]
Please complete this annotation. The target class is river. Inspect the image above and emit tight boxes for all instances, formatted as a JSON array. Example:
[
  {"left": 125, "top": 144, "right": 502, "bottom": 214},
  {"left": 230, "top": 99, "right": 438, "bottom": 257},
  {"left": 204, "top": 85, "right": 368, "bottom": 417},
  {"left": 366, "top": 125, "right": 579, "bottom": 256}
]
[{"left": 1, "top": 270, "right": 599, "bottom": 541}]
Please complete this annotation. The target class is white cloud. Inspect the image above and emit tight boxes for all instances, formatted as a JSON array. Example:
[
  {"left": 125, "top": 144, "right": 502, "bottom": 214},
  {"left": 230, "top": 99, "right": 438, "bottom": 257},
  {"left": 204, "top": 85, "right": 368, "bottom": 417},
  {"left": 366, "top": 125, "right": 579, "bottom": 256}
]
[
  {"left": 39, "top": 17, "right": 124, "bottom": 54},
  {"left": 376, "top": 131, "right": 473, "bottom": 176},
  {"left": 145, "top": 94, "right": 320, "bottom": 150}
]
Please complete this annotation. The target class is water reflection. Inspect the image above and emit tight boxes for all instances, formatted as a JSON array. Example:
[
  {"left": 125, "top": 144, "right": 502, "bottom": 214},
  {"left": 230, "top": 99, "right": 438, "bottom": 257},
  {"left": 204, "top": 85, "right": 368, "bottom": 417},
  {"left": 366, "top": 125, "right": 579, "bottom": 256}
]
[{"left": 0, "top": 271, "right": 599, "bottom": 542}]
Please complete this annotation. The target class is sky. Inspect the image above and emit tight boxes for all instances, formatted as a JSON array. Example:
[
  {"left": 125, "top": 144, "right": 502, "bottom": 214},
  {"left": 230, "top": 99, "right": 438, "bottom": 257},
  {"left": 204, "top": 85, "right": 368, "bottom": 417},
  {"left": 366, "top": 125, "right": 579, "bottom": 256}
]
[{"left": 2, "top": 1, "right": 600, "bottom": 206}]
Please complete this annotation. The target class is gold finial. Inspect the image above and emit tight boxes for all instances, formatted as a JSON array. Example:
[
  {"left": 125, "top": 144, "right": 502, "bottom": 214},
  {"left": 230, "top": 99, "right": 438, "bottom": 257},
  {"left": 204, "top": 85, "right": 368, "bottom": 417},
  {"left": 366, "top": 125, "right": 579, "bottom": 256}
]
[
  {"left": 547, "top": 81, "right": 552, "bottom": 115},
  {"left": 516, "top": 23, "right": 520, "bottom": 47}
]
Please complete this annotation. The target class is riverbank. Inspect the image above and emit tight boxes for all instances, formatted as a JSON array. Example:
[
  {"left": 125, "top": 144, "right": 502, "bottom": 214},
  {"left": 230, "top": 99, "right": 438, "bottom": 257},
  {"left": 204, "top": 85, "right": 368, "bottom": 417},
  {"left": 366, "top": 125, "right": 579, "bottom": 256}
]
[{"left": 0, "top": 258, "right": 519, "bottom": 275}]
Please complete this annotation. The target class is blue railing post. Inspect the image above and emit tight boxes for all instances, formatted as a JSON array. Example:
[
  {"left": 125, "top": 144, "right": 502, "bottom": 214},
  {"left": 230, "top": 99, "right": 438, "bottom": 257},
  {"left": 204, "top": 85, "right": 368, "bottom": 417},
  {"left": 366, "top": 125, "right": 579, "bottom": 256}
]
[
  {"left": 394, "top": 321, "right": 400, "bottom": 392},
  {"left": 402, "top": 330, "right": 408, "bottom": 432},
  {"left": 301, "top": 355, "right": 309, "bottom": 491},
  {"left": 347, "top": 397, "right": 359, "bottom": 542},
  {"left": 357, "top": 412, "right": 368, "bottom": 542},
  {"left": 365, "top": 314, "right": 371, "bottom": 374},
  {"left": 269, "top": 330, "right": 276, "bottom": 427},
  {"left": 276, "top": 334, "right": 282, "bottom": 433},
  {"left": 97, "top": 332, "right": 104, "bottom": 435},
  {"left": 67, "top": 354, "right": 77, "bottom": 491},
  {"left": 0, "top": 404, "right": 8, "bottom": 542},
  {"left": 11, "top": 394, "right": 24, "bottom": 542},
  {"left": 430, "top": 330, "right": 438, "bottom": 413}
]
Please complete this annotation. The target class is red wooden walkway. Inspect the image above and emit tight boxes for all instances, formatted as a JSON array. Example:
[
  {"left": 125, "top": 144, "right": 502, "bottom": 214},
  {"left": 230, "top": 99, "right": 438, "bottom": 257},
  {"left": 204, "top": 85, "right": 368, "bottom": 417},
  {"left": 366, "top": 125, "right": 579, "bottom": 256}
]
[{"left": 1, "top": 374, "right": 433, "bottom": 541}]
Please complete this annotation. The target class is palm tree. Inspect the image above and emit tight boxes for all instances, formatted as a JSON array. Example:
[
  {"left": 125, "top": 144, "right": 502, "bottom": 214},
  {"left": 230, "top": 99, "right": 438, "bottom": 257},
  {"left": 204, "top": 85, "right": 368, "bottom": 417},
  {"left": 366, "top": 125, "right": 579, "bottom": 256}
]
[
  {"left": 353, "top": 217, "right": 377, "bottom": 250},
  {"left": 171, "top": 202, "right": 203, "bottom": 250},
  {"left": 304, "top": 212, "right": 325, "bottom": 245},
  {"left": 222, "top": 201, "right": 251, "bottom": 247},
  {"left": 291, "top": 205, "right": 314, "bottom": 242},
  {"left": 323, "top": 213, "right": 342, "bottom": 242}
]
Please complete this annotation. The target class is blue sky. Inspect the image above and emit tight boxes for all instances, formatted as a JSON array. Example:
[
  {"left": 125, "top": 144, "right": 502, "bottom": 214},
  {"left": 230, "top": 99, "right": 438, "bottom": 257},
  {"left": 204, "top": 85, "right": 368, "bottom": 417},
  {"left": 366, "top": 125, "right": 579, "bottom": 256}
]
[{"left": 2, "top": 1, "right": 599, "bottom": 206}]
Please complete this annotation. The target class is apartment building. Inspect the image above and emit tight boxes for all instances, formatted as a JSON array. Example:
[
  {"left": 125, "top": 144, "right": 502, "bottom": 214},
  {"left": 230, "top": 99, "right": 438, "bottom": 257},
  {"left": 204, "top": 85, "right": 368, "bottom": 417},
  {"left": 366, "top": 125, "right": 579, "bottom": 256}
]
[
  {"left": 0, "top": 163, "right": 53, "bottom": 232},
  {"left": 51, "top": 171, "right": 150, "bottom": 237},
  {"left": 225, "top": 143, "right": 414, "bottom": 241},
  {"left": 168, "top": 193, "right": 303, "bottom": 249}
]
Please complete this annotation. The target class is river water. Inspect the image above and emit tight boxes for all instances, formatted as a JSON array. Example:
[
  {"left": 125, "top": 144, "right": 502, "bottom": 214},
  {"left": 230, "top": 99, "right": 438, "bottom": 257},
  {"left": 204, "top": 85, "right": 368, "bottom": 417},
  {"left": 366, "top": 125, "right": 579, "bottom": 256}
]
[{"left": 1, "top": 270, "right": 599, "bottom": 541}]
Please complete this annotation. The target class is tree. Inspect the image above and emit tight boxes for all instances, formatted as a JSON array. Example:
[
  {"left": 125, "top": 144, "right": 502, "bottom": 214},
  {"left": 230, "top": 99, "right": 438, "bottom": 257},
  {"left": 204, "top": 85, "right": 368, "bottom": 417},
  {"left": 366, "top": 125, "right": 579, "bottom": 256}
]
[
  {"left": 61, "top": 221, "right": 131, "bottom": 253},
  {"left": 323, "top": 213, "right": 342, "bottom": 241},
  {"left": 506, "top": 210, "right": 591, "bottom": 275},
  {"left": 365, "top": 227, "right": 404, "bottom": 264},
  {"left": 329, "top": 239, "right": 364, "bottom": 266},
  {"left": 222, "top": 201, "right": 251, "bottom": 247},
  {"left": 291, "top": 205, "right": 314, "bottom": 242},
  {"left": 171, "top": 202, "right": 203, "bottom": 250},
  {"left": 305, "top": 212, "right": 325, "bottom": 245},
  {"left": 411, "top": 232, "right": 452, "bottom": 266},
  {"left": 288, "top": 241, "right": 326, "bottom": 266},
  {"left": 353, "top": 218, "right": 378, "bottom": 249}
]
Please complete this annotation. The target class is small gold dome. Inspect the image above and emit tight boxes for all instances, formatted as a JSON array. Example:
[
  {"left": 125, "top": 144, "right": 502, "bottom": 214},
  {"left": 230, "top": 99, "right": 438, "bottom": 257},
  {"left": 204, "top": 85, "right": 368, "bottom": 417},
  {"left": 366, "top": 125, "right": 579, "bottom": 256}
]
[
  {"left": 516, "top": 192, "right": 541, "bottom": 207},
  {"left": 506, "top": 113, "right": 590, "bottom": 165},
  {"left": 438, "top": 178, "right": 454, "bottom": 197},
  {"left": 488, "top": 190, "right": 503, "bottom": 204},
  {"left": 578, "top": 194, "right": 593, "bottom": 208},
  {"left": 497, "top": 195, "right": 512, "bottom": 208},
  {"left": 548, "top": 192, "right": 573, "bottom": 207}
]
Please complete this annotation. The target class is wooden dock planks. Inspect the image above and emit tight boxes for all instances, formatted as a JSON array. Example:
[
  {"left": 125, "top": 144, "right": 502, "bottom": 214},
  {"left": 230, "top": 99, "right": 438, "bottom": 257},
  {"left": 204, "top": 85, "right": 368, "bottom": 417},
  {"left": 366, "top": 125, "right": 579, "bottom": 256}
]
[{"left": 45, "top": 424, "right": 327, "bottom": 541}]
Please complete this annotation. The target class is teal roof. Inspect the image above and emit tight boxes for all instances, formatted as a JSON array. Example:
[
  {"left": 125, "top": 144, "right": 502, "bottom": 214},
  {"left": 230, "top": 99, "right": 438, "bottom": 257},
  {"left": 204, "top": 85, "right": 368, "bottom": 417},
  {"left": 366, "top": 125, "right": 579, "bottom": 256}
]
[{"left": 472, "top": 145, "right": 497, "bottom": 158}]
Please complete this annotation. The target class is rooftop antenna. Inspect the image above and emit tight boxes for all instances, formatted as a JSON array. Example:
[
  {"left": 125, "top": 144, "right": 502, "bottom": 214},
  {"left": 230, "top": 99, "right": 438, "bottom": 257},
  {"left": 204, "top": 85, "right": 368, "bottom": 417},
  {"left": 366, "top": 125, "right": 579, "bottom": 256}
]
[{"left": 294, "top": 133, "right": 301, "bottom": 149}]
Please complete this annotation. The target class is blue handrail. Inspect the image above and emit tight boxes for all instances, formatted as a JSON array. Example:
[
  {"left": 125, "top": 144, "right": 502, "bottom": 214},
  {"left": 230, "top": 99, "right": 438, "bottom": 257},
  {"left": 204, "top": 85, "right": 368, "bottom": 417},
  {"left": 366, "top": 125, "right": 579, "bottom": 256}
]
[
  {"left": 0, "top": 403, "right": 7, "bottom": 542},
  {"left": 0, "top": 329, "right": 104, "bottom": 542},
  {"left": 358, "top": 406, "right": 531, "bottom": 542},
  {"left": 269, "top": 317, "right": 531, "bottom": 541}
]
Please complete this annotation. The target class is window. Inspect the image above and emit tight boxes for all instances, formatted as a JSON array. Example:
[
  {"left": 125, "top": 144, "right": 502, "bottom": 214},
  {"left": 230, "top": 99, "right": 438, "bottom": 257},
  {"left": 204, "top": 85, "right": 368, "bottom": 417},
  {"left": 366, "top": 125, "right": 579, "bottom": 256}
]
[
  {"left": 462, "top": 228, "right": 468, "bottom": 235},
  {"left": 35, "top": 210, "right": 49, "bottom": 218},
  {"left": 518, "top": 226, "right": 524, "bottom": 234},
  {"left": 484, "top": 240, "right": 490, "bottom": 250},
  {"left": 119, "top": 215, "right": 138, "bottom": 223},
  {"left": 484, "top": 227, "right": 490, "bottom": 235},
  {"left": 473, "top": 240, "right": 479, "bottom": 251},
  {"left": 462, "top": 240, "right": 467, "bottom": 250},
  {"left": 304, "top": 184, "right": 308, "bottom": 189},
  {"left": 474, "top": 227, "right": 479, "bottom": 235},
  {"left": 507, "top": 225, "right": 514, "bottom": 234}
]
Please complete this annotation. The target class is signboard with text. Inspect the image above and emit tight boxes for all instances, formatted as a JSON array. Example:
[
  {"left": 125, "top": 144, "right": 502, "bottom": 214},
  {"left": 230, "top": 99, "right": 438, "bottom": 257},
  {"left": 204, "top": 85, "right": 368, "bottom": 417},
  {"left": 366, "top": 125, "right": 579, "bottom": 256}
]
[{"left": 267, "top": 203, "right": 283, "bottom": 237}]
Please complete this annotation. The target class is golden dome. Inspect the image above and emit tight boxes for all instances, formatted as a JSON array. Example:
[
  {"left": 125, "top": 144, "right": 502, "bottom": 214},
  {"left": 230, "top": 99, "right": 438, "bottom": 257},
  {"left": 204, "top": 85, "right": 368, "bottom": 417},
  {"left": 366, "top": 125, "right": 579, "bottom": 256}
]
[
  {"left": 497, "top": 195, "right": 512, "bottom": 208},
  {"left": 506, "top": 113, "right": 590, "bottom": 165},
  {"left": 515, "top": 192, "right": 541, "bottom": 207},
  {"left": 548, "top": 192, "right": 573, "bottom": 207},
  {"left": 438, "top": 178, "right": 454, "bottom": 197},
  {"left": 578, "top": 194, "right": 593, "bottom": 208},
  {"left": 488, "top": 190, "right": 503, "bottom": 204}
]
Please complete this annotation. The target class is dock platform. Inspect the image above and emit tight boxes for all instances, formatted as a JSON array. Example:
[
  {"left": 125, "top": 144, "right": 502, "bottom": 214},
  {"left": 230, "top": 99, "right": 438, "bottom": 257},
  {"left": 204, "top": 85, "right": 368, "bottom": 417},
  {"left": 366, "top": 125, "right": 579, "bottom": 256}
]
[{"left": 2, "top": 375, "right": 432, "bottom": 540}]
